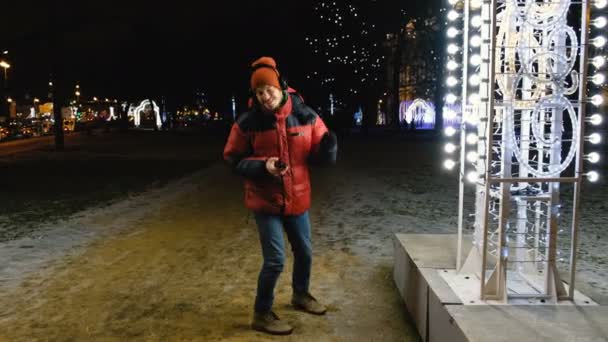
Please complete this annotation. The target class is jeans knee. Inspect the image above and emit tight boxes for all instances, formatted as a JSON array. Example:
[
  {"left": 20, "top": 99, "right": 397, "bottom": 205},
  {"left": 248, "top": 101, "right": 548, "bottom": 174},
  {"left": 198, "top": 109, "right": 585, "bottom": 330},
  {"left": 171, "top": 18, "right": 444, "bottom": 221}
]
[
  {"left": 298, "top": 247, "right": 312, "bottom": 264},
  {"left": 263, "top": 259, "right": 284, "bottom": 274}
]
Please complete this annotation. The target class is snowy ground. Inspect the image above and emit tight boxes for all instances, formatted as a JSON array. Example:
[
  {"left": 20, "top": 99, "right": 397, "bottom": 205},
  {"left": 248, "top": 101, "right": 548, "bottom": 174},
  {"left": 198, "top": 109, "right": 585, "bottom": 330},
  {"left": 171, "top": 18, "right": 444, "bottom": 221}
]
[{"left": 0, "top": 132, "right": 606, "bottom": 340}]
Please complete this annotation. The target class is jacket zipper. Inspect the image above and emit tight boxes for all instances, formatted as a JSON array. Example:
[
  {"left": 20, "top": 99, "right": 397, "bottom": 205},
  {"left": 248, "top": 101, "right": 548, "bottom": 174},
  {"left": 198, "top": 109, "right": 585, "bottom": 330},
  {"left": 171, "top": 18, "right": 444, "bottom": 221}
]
[{"left": 277, "top": 120, "right": 287, "bottom": 215}]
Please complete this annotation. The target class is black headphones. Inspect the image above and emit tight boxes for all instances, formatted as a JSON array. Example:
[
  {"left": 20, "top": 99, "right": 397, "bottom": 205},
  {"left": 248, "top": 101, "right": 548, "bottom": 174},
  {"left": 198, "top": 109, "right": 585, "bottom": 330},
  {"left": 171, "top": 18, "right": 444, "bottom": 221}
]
[{"left": 250, "top": 63, "right": 288, "bottom": 91}]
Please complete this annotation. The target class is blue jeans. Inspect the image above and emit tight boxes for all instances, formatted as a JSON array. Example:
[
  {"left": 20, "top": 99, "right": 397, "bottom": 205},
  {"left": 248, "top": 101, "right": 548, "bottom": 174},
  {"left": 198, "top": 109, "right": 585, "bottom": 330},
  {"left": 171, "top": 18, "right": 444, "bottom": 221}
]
[{"left": 253, "top": 211, "right": 312, "bottom": 313}]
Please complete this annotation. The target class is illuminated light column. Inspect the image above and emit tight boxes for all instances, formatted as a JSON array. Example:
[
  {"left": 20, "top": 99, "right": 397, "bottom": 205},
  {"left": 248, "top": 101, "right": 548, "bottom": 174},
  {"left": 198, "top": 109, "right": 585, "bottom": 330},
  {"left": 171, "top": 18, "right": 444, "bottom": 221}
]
[{"left": 445, "top": 0, "right": 604, "bottom": 303}]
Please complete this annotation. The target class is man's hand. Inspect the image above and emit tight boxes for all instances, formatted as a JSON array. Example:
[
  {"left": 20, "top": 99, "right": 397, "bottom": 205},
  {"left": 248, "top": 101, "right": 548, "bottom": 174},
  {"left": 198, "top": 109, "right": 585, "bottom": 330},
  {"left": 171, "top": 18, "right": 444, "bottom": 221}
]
[{"left": 266, "top": 157, "right": 289, "bottom": 177}]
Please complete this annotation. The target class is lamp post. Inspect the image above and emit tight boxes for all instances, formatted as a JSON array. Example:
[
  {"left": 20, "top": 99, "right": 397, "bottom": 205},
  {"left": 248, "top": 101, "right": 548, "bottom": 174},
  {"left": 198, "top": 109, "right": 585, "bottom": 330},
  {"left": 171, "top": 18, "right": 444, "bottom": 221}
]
[
  {"left": 0, "top": 60, "right": 10, "bottom": 119},
  {"left": 75, "top": 85, "right": 80, "bottom": 104}
]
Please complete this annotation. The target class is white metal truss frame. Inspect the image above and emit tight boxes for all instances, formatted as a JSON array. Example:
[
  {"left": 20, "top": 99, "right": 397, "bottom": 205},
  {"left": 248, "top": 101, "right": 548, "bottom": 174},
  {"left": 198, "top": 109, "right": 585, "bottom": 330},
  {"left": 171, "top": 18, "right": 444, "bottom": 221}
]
[{"left": 455, "top": 0, "right": 594, "bottom": 303}]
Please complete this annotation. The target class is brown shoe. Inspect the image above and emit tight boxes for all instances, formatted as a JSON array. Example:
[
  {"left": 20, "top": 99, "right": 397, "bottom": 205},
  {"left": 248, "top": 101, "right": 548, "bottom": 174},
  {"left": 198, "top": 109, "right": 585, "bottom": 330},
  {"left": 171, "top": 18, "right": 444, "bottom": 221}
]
[
  {"left": 291, "top": 293, "right": 327, "bottom": 315},
  {"left": 251, "top": 311, "right": 293, "bottom": 335}
]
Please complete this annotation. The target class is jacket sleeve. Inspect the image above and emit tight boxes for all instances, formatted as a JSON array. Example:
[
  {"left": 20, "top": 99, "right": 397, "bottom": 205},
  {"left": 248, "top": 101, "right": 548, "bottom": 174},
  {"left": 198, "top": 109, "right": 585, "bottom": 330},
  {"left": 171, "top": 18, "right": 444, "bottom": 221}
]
[
  {"left": 223, "top": 123, "right": 269, "bottom": 179},
  {"left": 309, "top": 116, "right": 338, "bottom": 165}
]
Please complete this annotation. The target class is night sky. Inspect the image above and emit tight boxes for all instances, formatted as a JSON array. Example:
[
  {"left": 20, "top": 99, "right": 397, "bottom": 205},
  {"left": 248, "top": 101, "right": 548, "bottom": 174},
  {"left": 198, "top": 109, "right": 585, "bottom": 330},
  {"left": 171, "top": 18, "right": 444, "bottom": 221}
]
[{"left": 1, "top": 1, "right": 439, "bottom": 112}]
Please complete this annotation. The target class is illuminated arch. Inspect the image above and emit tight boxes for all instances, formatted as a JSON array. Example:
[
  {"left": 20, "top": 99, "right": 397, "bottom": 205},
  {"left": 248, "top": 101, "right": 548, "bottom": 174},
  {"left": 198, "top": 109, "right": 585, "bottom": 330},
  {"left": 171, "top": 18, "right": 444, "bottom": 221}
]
[
  {"left": 399, "top": 99, "right": 436, "bottom": 128},
  {"left": 129, "top": 99, "right": 161, "bottom": 129}
]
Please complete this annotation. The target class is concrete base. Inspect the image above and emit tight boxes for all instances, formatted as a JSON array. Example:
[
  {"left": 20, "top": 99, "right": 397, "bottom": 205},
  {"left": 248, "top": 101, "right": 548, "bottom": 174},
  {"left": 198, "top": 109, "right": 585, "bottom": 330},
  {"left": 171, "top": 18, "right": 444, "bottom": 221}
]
[{"left": 393, "top": 234, "right": 608, "bottom": 342}]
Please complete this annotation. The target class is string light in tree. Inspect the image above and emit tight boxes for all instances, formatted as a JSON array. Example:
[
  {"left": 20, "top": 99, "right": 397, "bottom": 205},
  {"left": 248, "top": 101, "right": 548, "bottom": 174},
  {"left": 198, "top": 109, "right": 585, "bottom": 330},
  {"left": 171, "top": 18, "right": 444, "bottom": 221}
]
[{"left": 306, "top": 1, "right": 385, "bottom": 107}]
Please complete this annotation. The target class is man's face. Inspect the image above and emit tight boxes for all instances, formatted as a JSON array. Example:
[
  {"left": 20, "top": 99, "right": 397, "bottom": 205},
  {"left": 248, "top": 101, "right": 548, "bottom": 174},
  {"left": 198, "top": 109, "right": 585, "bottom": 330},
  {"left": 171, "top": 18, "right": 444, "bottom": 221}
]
[{"left": 255, "top": 85, "right": 283, "bottom": 112}]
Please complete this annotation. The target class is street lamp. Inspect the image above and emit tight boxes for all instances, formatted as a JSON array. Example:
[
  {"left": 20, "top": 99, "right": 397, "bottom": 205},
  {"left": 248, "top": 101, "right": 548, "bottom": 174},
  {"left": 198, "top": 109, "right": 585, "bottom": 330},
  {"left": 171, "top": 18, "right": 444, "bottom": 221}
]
[
  {"left": 0, "top": 60, "right": 9, "bottom": 80},
  {"left": 0, "top": 60, "right": 9, "bottom": 118}
]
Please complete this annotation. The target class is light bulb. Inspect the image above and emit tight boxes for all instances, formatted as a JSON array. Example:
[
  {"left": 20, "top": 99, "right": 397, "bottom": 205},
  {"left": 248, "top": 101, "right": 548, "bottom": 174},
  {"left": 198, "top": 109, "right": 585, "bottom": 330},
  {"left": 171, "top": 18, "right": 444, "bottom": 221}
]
[
  {"left": 588, "top": 133, "right": 602, "bottom": 144},
  {"left": 445, "top": 126, "right": 457, "bottom": 137},
  {"left": 448, "top": 10, "right": 459, "bottom": 21},
  {"left": 447, "top": 60, "right": 459, "bottom": 71},
  {"left": 466, "top": 171, "right": 479, "bottom": 183},
  {"left": 447, "top": 44, "right": 459, "bottom": 54},
  {"left": 444, "top": 109, "right": 457, "bottom": 120},
  {"left": 471, "top": 15, "right": 482, "bottom": 28},
  {"left": 446, "top": 76, "right": 458, "bottom": 87},
  {"left": 445, "top": 143, "right": 457, "bottom": 153},
  {"left": 447, "top": 27, "right": 459, "bottom": 38},
  {"left": 466, "top": 133, "right": 479, "bottom": 144},
  {"left": 594, "top": 17, "right": 608, "bottom": 29},
  {"left": 467, "top": 151, "right": 479, "bottom": 162},
  {"left": 596, "top": 0, "right": 607, "bottom": 9},
  {"left": 592, "top": 73, "right": 606, "bottom": 85},
  {"left": 592, "top": 56, "right": 606, "bottom": 69},
  {"left": 444, "top": 159, "right": 456, "bottom": 170},
  {"left": 591, "top": 94, "right": 604, "bottom": 106},
  {"left": 470, "top": 0, "right": 482, "bottom": 9},
  {"left": 470, "top": 54, "right": 482, "bottom": 66},
  {"left": 448, "top": 0, "right": 458, "bottom": 5},
  {"left": 587, "top": 152, "right": 600, "bottom": 163},
  {"left": 589, "top": 113, "right": 603, "bottom": 125},
  {"left": 587, "top": 171, "right": 600, "bottom": 182},
  {"left": 593, "top": 36, "right": 606, "bottom": 48},
  {"left": 469, "top": 93, "right": 481, "bottom": 104},
  {"left": 446, "top": 93, "right": 458, "bottom": 104},
  {"left": 469, "top": 74, "right": 481, "bottom": 86},
  {"left": 470, "top": 35, "right": 482, "bottom": 47},
  {"left": 464, "top": 112, "right": 479, "bottom": 125}
]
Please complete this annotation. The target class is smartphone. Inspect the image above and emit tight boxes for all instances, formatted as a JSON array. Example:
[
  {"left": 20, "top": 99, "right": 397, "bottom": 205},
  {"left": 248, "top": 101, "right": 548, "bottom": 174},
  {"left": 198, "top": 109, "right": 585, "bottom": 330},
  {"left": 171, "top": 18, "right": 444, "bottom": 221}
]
[{"left": 274, "top": 160, "right": 287, "bottom": 170}]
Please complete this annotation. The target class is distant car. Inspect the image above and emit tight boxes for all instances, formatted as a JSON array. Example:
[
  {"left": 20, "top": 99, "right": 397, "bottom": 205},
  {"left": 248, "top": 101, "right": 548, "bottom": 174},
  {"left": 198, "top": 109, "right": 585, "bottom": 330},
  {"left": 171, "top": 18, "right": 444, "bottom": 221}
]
[{"left": 19, "top": 125, "right": 34, "bottom": 138}]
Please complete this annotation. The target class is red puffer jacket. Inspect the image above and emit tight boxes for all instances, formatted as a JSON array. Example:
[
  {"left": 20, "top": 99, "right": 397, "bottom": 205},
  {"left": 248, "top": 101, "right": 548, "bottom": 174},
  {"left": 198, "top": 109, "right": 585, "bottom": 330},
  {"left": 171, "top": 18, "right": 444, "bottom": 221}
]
[{"left": 223, "top": 93, "right": 337, "bottom": 215}]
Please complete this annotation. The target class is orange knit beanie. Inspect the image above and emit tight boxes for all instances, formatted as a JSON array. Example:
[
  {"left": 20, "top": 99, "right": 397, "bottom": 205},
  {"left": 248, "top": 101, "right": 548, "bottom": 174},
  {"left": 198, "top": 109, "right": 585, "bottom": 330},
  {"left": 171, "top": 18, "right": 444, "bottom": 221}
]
[{"left": 250, "top": 57, "right": 281, "bottom": 90}]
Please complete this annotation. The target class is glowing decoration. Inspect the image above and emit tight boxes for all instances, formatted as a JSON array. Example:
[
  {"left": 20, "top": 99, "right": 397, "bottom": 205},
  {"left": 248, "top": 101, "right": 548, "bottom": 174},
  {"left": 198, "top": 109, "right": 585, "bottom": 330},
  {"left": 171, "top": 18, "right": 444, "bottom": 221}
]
[
  {"left": 400, "top": 99, "right": 435, "bottom": 128},
  {"left": 108, "top": 106, "right": 118, "bottom": 121},
  {"left": 471, "top": 15, "right": 482, "bottom": 28},
  {"left": 593, "top": 36, "right": 606, "bottom": 48},
  {"left": 353, "top": 106, "right": 363, "bottom": 126},
  {"left": 444, "top": 159, "right": 456, "bottom": 170},
  {"left": 444, "top": 126, "right": 457, "bottom": 137},
  {"left": 131, "top": 99, "right": 161, "bottom": 129},
  {"left": 588, "top": 113, "right": 603, "bottom": 125},
  {"left": 464, "top": 109, "right": 479, "bottom": 125},
  {"left": 444, "top": 109, "right": 457, "bottom": 120},
  {"left": 447, "top": 60, "right": 459, "bottom": 71},
  {"left": 445, "top": 143, "right": 457, "bottom": 153},
  {"left": 591, "top": 73, "right": 606, "bottom": 85},
  {"left": 470, "top": 35, "right": 482, "bottom": 47},
  {"left": 469, "top": 74, "right": 481, "bottom": 86},
  {"left": 592, "top": 56, "right": 606, "bottom": 68},
  {"left": 447, "top": 27, "right": 459, "bottom": 38},
  {"left": 466, "top": 133, "right": 479, "bottom": 145},
  {"left": 446, "top": 76, "right": 458, "bottom": 87},
  {"left": 468, "top": 93, "right": 481, "bottom": 105},
  {"left": 591, "top": 94, "right": 604, "bottom": 106},
  {"left": 587, "top": 171, "right": 600, "bottom": 182},
  {"left": 470, "top": 54, "right": 482, "bottom": 66},
  {"left": 446, "top": 93, "right": 458, "bottom": 104},
  {"left": 447, "top": 44, "right": 459, "bottom": 54},
  {"left": 466, "top": 151, "right": 479, "bottom": 163},
  {"left": 450, "top": 0, "right": 607, "bottom": 305},
  {"left": 588, "top": 133, "right": 602, "bottom": 144},
  {"left": 448, "top": 10, "right": 459, "bottom": 21},
  {"left": 593, "top": 17, "right": 607, "bottom": 28},
  {"left": 466, "top": 171, "right": 478, "bottom": 183},
  {"left": 587, "top": 152, "right": 600, "bottom": 163},
  {"left": 308, "top": 2, "right": 383, "bottom": 101}
]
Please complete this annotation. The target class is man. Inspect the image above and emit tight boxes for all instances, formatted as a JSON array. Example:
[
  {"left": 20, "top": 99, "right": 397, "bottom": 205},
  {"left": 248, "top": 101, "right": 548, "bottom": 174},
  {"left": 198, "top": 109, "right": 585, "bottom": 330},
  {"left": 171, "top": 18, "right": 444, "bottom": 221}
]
[{"left": 223, "top": 57, "right": 337, "bottom": 335}]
